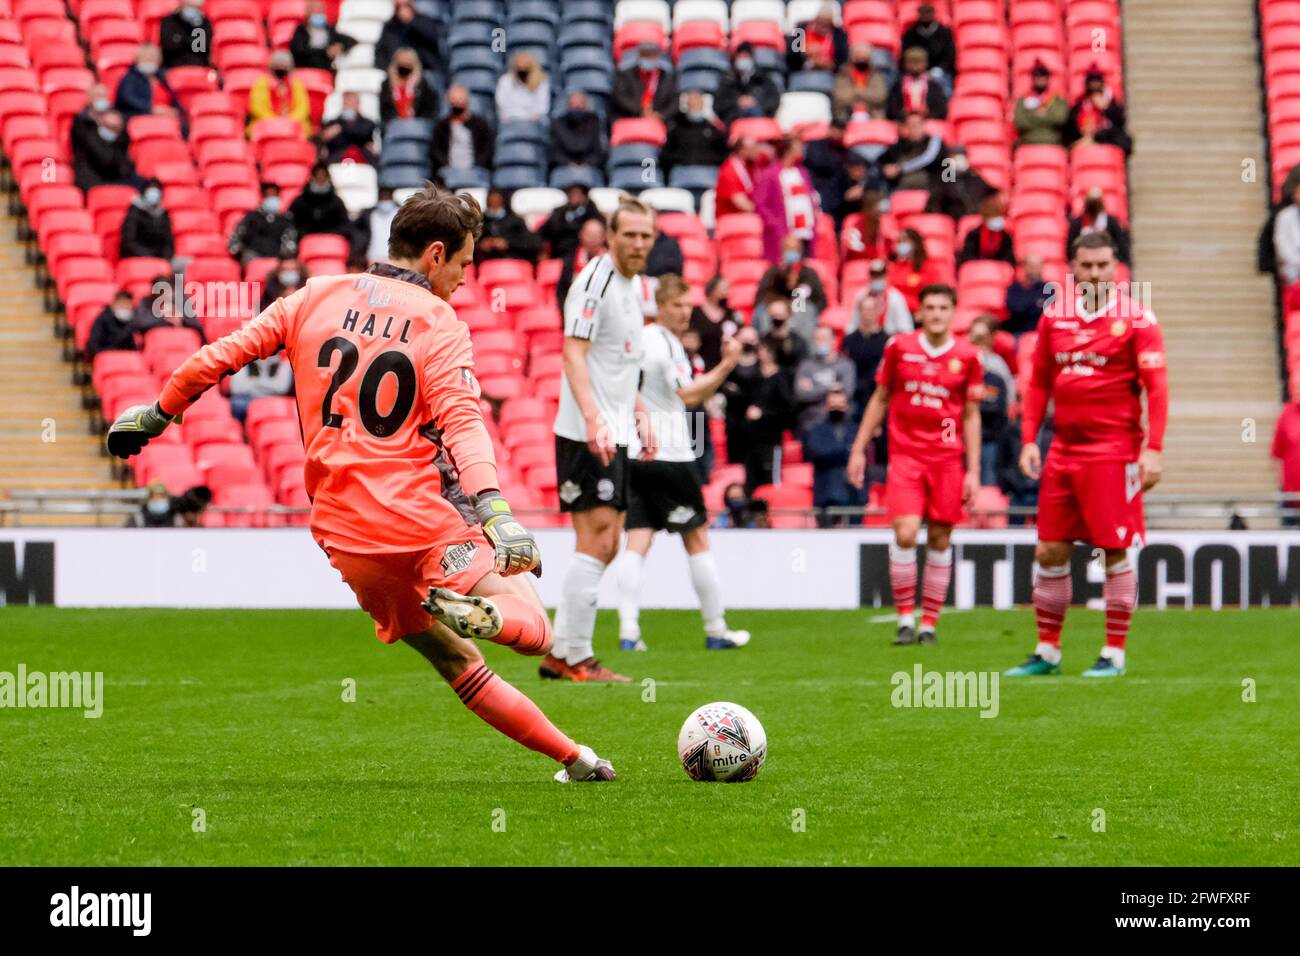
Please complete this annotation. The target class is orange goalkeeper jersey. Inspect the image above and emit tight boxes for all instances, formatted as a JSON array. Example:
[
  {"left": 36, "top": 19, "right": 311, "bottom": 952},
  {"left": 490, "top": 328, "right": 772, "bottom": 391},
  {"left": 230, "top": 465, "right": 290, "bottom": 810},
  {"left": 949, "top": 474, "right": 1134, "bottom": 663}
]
[{"left": 158, "top": 264, "right": 499, "bottom": 553}]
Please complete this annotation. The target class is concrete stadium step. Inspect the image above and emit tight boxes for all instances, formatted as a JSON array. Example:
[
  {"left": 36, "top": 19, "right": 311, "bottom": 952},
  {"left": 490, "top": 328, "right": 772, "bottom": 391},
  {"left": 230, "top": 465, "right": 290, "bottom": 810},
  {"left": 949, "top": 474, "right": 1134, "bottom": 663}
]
[{"left": 1123, "top": 0, "right": 1282, "bottom": 498}]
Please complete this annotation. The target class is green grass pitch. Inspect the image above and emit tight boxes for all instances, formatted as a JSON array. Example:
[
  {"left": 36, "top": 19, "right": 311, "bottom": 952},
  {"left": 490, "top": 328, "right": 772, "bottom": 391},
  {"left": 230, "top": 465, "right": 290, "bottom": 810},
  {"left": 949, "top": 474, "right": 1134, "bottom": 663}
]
[{"left": 1, "top": 606, "right": 1297, "bottom": 866}]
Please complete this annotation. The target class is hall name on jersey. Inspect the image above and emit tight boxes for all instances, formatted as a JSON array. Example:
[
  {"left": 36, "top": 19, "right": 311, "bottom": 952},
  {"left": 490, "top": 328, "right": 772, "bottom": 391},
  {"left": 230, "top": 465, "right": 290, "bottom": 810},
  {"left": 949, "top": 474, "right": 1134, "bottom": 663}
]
[
  {"left": 1055, "top": 350, "right": 1109, "bottom": 374},
  {"left": 342, "top": 308, "right": 412, "bottom": 343}
]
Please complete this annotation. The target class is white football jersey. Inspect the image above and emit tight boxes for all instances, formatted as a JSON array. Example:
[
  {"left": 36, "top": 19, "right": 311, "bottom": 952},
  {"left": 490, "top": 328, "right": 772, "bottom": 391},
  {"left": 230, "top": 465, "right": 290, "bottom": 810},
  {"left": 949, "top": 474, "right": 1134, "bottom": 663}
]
[
  {"left": 554, "top": 254, "right": 645, "bottom": 447},
  {"left": 633, "top": 322, "right": 697, "bottom": 463}
]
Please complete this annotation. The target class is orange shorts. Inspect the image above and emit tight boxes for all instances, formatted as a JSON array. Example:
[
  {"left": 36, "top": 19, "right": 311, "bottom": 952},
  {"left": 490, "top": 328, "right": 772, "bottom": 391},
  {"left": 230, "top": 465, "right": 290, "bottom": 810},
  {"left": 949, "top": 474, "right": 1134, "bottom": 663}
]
[{"left": 326, "top": 532, "right": 496, "bottom": 644}]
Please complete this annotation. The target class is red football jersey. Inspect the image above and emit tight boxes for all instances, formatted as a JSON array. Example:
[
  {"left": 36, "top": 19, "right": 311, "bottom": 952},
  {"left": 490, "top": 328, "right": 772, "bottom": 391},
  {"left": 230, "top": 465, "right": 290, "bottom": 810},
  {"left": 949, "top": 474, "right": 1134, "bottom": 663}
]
[
  {"left": 876, "top": 331, "right": 983, "bottom": 461},
  {"left": 1022, "top": 290, "right": 1169, "bottom": 461}
]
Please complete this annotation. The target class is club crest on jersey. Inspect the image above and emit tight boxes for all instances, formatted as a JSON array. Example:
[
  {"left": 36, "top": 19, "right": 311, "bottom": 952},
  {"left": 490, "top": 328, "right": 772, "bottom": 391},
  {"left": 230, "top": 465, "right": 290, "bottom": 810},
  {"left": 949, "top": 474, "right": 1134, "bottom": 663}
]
[
  {"left": 948, "top": 358, "right": 963, "bottom": 374},
  {"left": 440, "top": 540, "right": 478, "bottom": 576},
  {"left": 1111, "top": 320, "right": 1126, "bottom": 336},
  {"left": 559, "top": 480, "right": 582, "bottom": 504},
  {"left": 581, "top": 296, "right": 597, "bottom": 321}
]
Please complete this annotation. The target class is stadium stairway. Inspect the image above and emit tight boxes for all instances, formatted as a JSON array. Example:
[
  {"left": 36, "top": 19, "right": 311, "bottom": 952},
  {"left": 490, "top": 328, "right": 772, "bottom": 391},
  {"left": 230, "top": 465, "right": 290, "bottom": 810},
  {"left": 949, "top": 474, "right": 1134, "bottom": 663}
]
[
  {"left": 1124, "top": 0, "right": 1281, "bottom": 518},
  {"left": 0, "top": 213, "right": 118, "bottom": 514}
]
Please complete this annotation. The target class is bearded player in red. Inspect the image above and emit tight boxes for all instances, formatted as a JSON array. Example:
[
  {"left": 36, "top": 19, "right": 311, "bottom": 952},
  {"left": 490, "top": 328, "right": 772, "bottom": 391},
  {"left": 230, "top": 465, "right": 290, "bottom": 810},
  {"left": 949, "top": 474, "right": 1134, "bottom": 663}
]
[
  {"left": 848, "top": 284, "right": 982, "bottom": 646},
  {"left": 1006, "top": 232, "right": 1168, "bottom": 678}
]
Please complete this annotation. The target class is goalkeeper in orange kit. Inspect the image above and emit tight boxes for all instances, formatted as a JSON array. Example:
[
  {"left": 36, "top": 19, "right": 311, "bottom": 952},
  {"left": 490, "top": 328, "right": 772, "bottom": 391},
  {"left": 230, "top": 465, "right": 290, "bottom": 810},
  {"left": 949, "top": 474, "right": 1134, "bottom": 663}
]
[{"left": 107, "top": 186, "right": 615, "bottom": 782}]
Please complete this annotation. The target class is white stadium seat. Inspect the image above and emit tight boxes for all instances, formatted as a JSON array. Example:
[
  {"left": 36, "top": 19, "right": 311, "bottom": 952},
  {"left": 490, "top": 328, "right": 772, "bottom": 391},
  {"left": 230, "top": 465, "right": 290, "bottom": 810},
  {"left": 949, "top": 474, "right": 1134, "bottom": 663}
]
[
  {"left": 698, "top": 188, "right": 717, "bottom": 230},
  {"left": 613, "top": 0, "right": 671, "bottom": 32},
  {"left": 334, "top": 67, "right": 386, "bottom": 96},
  {"left": 330, "top": 162, "right": 380, "bottom": 216},
  {"left": 510, "top": 187, "right": 567, "bottom": 219},
  {"left": 335, "top": 18, "right": 385, "bottom": 46},
  {"left": 776, "top": 91, "right": 832, "bottom": 130},
  {"left": 336, "top": 43, "right": 376, "bottom": 71},
  {"left": 730, "top": 0, "right": 786, "bottom": 27},
  {"left": 673, "top": 0, "right": 730, "bottom": 31},
  {"left": 785, "top": 0, "right": 841, "bottom": 32},
  {"left": 639, "top": 187, "right": 697, "bottom": 214},
  {"left": 338, "top": 0, "right": 394, "bottom": 25},
  {"left": 590, "top": 187, "right": 630, "bottom": 217}
]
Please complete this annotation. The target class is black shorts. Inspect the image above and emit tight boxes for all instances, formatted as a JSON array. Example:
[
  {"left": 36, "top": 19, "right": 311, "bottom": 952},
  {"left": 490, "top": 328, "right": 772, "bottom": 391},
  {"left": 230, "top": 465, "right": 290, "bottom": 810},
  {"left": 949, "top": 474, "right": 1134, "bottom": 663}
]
[
  {"left": 555, "top": 435, "right": 629, "bottom": 513},
  {"left": 627, "top": 459, "right": 708, "bottom": 533}
]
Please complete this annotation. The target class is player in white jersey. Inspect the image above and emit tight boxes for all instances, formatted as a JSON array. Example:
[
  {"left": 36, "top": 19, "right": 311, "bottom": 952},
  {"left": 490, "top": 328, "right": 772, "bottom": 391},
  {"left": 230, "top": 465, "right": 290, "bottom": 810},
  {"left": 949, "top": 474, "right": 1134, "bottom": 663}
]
[
  {"left": 616, "top": 275, "right": 752, "bottom": 651},
  {"left": 543, "top": 198, "right": 658, "bottom": 683}
]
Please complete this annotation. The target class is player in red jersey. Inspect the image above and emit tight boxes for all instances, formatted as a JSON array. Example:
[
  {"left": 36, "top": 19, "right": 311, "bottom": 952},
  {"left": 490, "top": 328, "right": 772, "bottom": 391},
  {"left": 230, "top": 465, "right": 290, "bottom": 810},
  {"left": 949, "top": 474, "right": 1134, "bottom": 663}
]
[
  {"left": 1006, "top": 232, "right": 1168, "bottom": 679},
  {"left": 104, "top": 186, "right": 615, "bottom": 782},
  {"left": 848, "top": 284, "right": 982, "bottom": 645}
]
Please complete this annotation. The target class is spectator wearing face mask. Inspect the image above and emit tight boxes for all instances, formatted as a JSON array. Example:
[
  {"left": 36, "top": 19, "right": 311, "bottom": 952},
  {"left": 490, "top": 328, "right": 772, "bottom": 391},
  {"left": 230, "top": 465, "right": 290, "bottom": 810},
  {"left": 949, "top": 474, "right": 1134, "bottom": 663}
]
[
  {"left": 289, "top": 164, "right": 350, "bottom": 236},
  {"left": 690, "top": 276, "right": 742, "bottom": 371},
  {"left": 712, "top": 482, "right": 760, "bottom": 528},
  {"left": 794, "top": 326, "right": 856, "bottom": 435},
  {"left": 430, "top": 85, "right": 495, "bottom": 178},
  {"left": 229, "top": 347, "right": 295, "bottom": 422},
  {"left": 713, "top": 42, "right": 781, "bottom": 125},
  {"left": 115, "top": 44, "right": 179, "bottom": 122},
  {"left": 375, "top": 0, "right": 441, "bottom": 72},
  {"left": 886, "top": 47, "right": 948, "bottom": 121},
  {"left": 136, "top": 481, "right": 179, "bottom": 527},
  {"left": 556, "top": 217, "right": 607, "bottom": 307},
  {"left": 925, "top": 144, "right": 994, "bottom": 220},
  {"left": 804, "top": 386, "right": 867, "bottom": 526},
  {"left": 72, "top": 83, "right": 112, "bottom": 149},
  {"left": 119, "top": 179, "right": 175, "bottom": 260},
  {"left": 259, "top": 257, "right": 307, "bottom": 309},
  {"left": 739, "top": 341, "right": 794, "bottom": 494},
  {"left": 888, "top": 227, "right": 945, "bottom": 313},
  {"left": 551, "top": 91, "right": 606, "bottom": 169},
  {"left": 900, "top": 3, "right": 956, "bottom": 81},
  {"left": 1004, "top": 253, "right": 1051, "bottom": 338},
  {"left": 159, "top": 0, "right": 212, "bottom": 69},
  {"left": 290, "top": 0, "right": 357, "bottom": 72},
  {"left": 660, "top": 90, "right": 728, "bottom": 177},
  {"left": 71, "top": 108, "right": 137, "bottom": 192},
  {"left": 754, "top": 234, "right": 827, "bottom": 340},
  {"left": 349, "top": 189, "right": 399, "bottom": 264},
  {"left": 1014, "top": 61, "right": 1069, "bottom": 146},
  {"left": 496, "top": 52, "right": 550, "bottom": 123},
  {"left": 833, "top": 44, "right": 889, "bottom": 121},
  {"left": 786, "top": 4, "right": 849, "bottom": 73},
  {"left": 612, "top": 41, "right": 678, "bottom": 123},
  {"left": 958, "top": 203, "right": 1016, "bottom": 267},
  {"left": 1067, "top": 187, "right": 1131, "bottom": 264},
  {"left": 379, "top": 50, "right": 438, "bottom": 123},
  {"left": 1064, "top": 68, "right": 1132, "bottom": 155},
  {"left": 538, "top": 184, "right": 603, "bottom": 262},
  {"left": 851, "top": 258, "right": 914, "bottom": 338},
  {"left": 229, "top": 183, "right": 298, "bottom": 263},
  {"left": 475, "top": 189, "right": 542, "bottom": 264},
  {"left": 318, "top": 91, "right": 377, "bottom": 165},
  {"left": 132, "top": 273, "right": 205, "bottom": 338},
  {"left": 249, "top": 50, "right": 313, "bottom": 136},
  {"left": 758, "top": 296, "right": 810, "bottom": 384},
  {"left": 86, "top": 291, "right": 141, "bottom": 359},
  {"left": 879, "top": 111, "right": 946, "bottom": 193},
  {"left": 842, "top": 282, "right": 892, "bottom": 410}
]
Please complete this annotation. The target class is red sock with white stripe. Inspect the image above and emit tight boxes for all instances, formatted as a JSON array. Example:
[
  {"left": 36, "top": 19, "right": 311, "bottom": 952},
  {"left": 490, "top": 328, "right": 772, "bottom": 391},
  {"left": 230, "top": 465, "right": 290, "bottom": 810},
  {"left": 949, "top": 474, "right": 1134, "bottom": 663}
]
[
  {"left": 889, "top": 544, "right": 917, "bottom": 626},
  {"left": 1102, "top": 559, "right": 1136, "bottom": 668},
  {"left": 919, "top": 546, "right": 952, "bottom": 631},
  {"left": 1032, "top": 563, "right": 1071, "bottom": 663}
]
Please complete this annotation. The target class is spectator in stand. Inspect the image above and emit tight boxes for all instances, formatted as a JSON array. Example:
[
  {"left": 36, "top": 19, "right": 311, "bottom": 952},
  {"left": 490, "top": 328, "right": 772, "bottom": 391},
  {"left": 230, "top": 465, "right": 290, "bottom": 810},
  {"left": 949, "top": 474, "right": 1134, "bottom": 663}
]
[
  {"left": 86, "top": 291, "right": 140, "bottom": 359},
  {"left": 1272, "top": 383, "right": 1300, "bottom": 526},
  {"left": 713, "top": 42, "right": 781, "bottom": 125},
  {"left": 712, "top": 482, "right": 761, "bottom": 528},
  {"left": 173, "top": 485, "right": 214, "bottom": 527},
  {"left": 842, "top": 191, "right": 894, "bottom": 263},
  {"left": 842, "top": 282, "right": 892, "bottom": 410},
  {"left": 1067, "top": 187, "right": 1131, "bottom": 264},
  {"left": 1004, "top": 253, "right": 1051, "bottom": 338},
  {"left": 115, "top": 45, "right": 179, "bottom": 122},
  {"left": 833, "top": 44, "right": 889, "bottom": 121},
  {"left": 228, "top": 348, "right": 295, "bottom": 423},
  {"left": 740, "top": 340, "right": 794, "bottom": 494},
  {"left": 430, "top": 85, "right": 495, "bottom": 180},
  {"left": 804, "top": 385, "right": 866, "bottom": 527},
  {"left": 1274, "top": 181, "right": 1300, "bottom": 286},
  {"left": 318, "top": 91, "right": 378, "bottom": 164},
  {"left": 889, "top": 227, "right": 945, "bottom": 312},
  {"left": 722, "top": 325, "right": 762, "bottom": 461},
  {"left": 476, "top": 188, "right": 542, "bottom": 264},
  {"left": 886, "top": 47, "right": 948, "bottom": 121},
  {"left": 645, "top": 227, "right": 684, "bottom": 278},
  {"left": 958, "top": 201, "right": 1016, "bottom": 266},
  {"left": 229, "top": 183, "right": 298, "bottom": 264},
  {"left": 290, "top": 0, "right": 357, "bottom": 72},
  {"left": 135, "top": 481, "right": 179, "bottom": 527},
  {"left": 379, "top": 49, "right": 438, "bottom": 123},
  {"left": 794, "top": 326, "right": 856, "bottom": 434},
  {"left": 879, "top": 111, "right": 945, "bottom": 193},
  {"left": 1014, "top": 61, "right": 1069, "bottom": 146},
  {"left": 968, "top": 315, "right": 1015, "bottom": 485},
  {"left": 1065, "top": 68, "right": 1132, "bottom": 155},
  {"left": 289, "top": 164, "right": 350, "bottom": 236},
  {"left": 248, "top": 50, "right": 313, "bottom": 137},
  {"left": 159, "top": 0, "right": 212, "bottom": 70},
  {"left": 119, "top": 179, "right": 175, "bottom": 261},
  {"left": 660, "top": 90, "right": 728, "bottom": 177},
  {"left": 132, "top": 274, "right": 204, "bottom": 338},
  {"left": 714, "top": 137, "right": 767, "bottom": 216},
  {"left": 850, "top": 258, "right": 914, "bottom": 337},
  {"left": 786, "top": 3, "right": 848, "bottom": 73},
  {"left": 754, "top": 234, "right": 827, "bottom": 339},
  {"left": 556, "top": 217, "right": 607, "bottom": 306},
  {"left": 998, "top": 417, "right": 1048, "bottom": 525},
  {"left": 925, "top": 144, "right": 994, "bottom": 220},
  {"left": 259, "top": 256, "right": 307, "bottom": 309},
  {"left": 539, "top": 184, "right": 603, "bottom": 262},
  {"left": 690, "top": 276, "right": 742, "bottom": 370},
  {"left": 612, "top": 40, "right": 678, "bottom": 123},
  {"left": 759, "top": 296, "right": 809, "bottom": 382},
  {"left": 375, "top": 0, "right": 441, "bottom": 73},
  {"left": 71, "top": 109, "right": 137, "bottom": 192},
  {"left": 551, "top": 90, "right": 606, "bottom": 169},
  {"left": 804, "top": 118, "right": 862, "bottom": 223},
  {"left": 753, "top": 136, "right": 819, "bottom": 264},
  {"left": 900, "top": 3, "right": 956, "bottom": 81},
  {"left": 73, "top": 83, "right": 112, "bottom": 141},
  {"left": 496, "top": 52, "right": 550, "bottom": 123},
  {"left": 348, "top": 188, "right": 398, "bottom": 264}
]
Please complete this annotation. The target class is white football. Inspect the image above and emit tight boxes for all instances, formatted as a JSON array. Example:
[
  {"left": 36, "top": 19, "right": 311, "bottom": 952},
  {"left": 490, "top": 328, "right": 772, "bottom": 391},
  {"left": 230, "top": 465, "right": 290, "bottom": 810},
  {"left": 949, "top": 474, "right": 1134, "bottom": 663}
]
[{"left": 677, "top": 702, "right": 767, "bottom": 782}]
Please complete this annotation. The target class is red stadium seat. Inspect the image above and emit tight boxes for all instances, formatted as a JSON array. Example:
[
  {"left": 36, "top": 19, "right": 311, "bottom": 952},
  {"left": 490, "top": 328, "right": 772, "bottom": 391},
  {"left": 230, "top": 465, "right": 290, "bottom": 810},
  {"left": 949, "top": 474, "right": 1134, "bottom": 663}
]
[{"left": 610, "top": 116, "right": 667, "bottom": 147}]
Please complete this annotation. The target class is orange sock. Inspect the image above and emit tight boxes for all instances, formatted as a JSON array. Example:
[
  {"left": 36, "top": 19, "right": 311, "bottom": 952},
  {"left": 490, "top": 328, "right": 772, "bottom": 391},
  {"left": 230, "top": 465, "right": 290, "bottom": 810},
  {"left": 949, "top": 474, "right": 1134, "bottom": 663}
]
[
  {"left": 452, "top": 662, "right": 579, "bottom": 765},
  {"left": 488, "top": 593, "right": 550, "bottom": 656}
]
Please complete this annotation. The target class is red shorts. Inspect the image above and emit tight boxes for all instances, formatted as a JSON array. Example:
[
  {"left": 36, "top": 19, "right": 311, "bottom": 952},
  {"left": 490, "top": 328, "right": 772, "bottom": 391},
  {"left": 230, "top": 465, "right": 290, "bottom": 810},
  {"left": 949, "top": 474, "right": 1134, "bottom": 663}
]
[
  {"left": 1037, "top": 455, "right": 1145, "bottom": 550},
  {"left": 885, "top": 454, "right": 965, "bottom": 525},
  {"left": 326, "top": 532, "right": 496, "bottom": 644}
]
